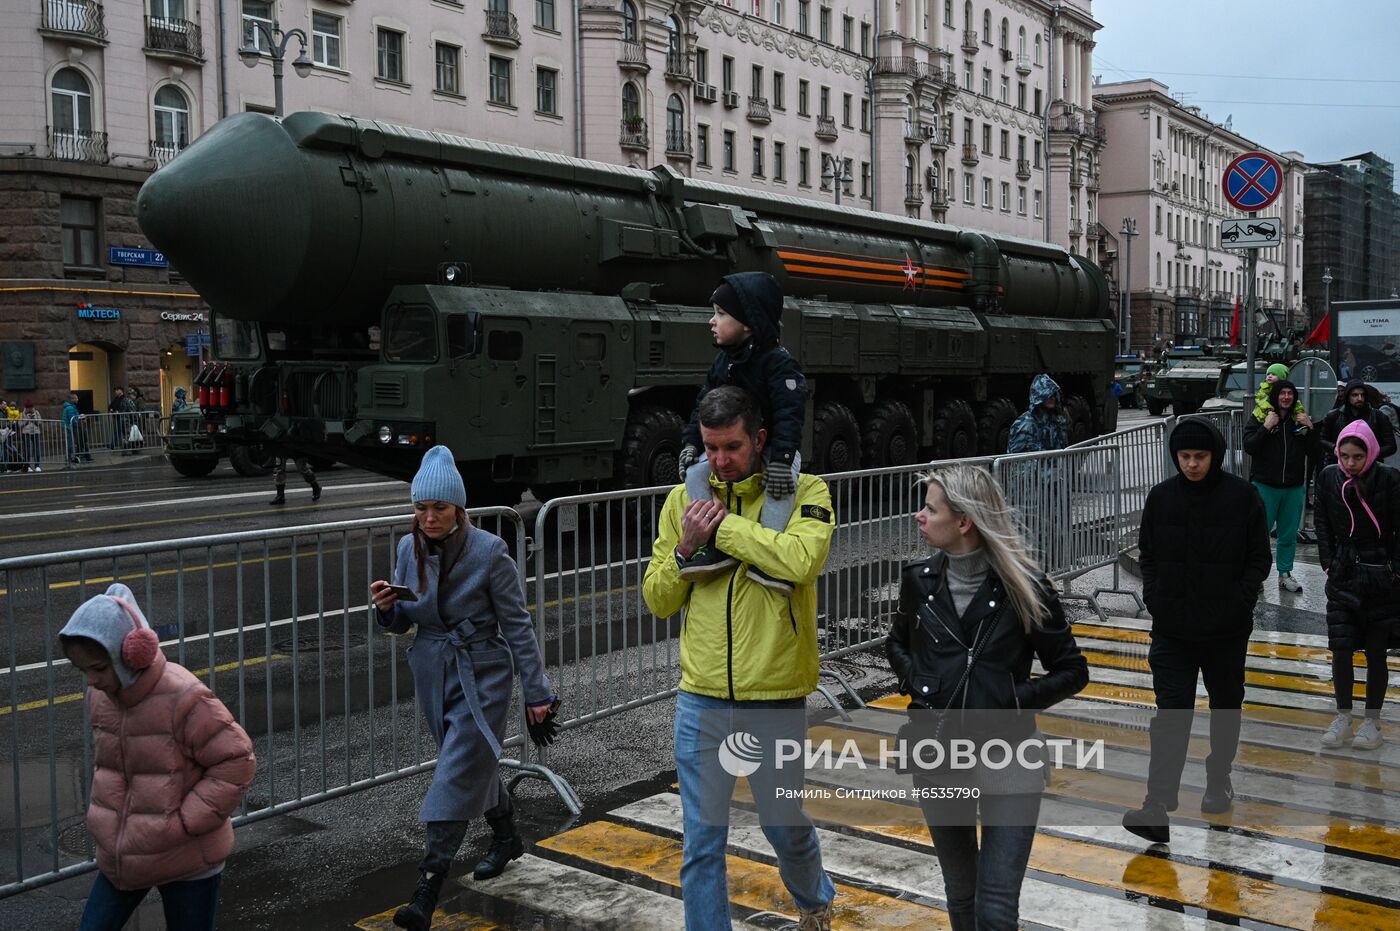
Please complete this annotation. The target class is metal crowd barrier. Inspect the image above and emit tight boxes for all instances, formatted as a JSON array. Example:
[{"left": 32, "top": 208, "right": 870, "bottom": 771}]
[
  {"left": 0, "top": 412, "right": 165, "bottom": 473},
  {"left": 0, "top": 507, "right": 575, "bottom": 897}
]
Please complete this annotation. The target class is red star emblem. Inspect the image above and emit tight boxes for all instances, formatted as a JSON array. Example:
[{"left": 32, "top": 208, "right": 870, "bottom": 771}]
[{"left": 902, "top": 255, "right": 920, "bottom": 291}]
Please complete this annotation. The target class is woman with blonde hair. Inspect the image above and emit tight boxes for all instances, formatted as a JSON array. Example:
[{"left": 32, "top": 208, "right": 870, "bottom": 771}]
[{"left": 886, "top": 464, "right": 1088, "bottom": 931}]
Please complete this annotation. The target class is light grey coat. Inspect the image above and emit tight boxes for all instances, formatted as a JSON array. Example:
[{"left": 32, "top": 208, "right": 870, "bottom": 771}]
[{"left": 378, "top": 525, "right": 552, "bottom": 822}]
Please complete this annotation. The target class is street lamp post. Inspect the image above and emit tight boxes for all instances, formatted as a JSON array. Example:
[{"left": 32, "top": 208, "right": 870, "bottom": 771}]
[
  {"left": 1119, "top": 218, "right": 1138, "bottom": 355},
  {"left": 238, "top": 19, "right": 313, "bottom": 118},
  {"left": 820, "top": 154, "right": 852, "bottom": 206},
  {"left": 1321, "top": 266, "right": 1333, "bottom": 327}
]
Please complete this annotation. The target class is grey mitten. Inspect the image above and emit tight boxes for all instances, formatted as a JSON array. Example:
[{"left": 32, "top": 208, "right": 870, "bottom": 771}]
[
  {"left": 678, "top": 444, "right": 699, "bottom": 481},
  {"left": 764, "top": 462, "right": 796, "bottom": 499}
]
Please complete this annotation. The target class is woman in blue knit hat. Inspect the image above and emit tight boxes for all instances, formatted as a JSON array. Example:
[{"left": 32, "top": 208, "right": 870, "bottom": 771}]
[{"left": 370, "top": 446, "right": 558, "bottom": 931}]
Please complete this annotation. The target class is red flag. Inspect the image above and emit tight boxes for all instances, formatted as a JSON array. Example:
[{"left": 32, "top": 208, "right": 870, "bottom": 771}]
[
  {"left": 1304, "top": 313, "right": 1330, "bottom": 346},
  {"left": 1229, "top": 297, "right": 1241, "bottom": 346}
]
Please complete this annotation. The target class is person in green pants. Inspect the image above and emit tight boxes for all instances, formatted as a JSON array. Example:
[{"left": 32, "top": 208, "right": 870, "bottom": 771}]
[{"left": 1243, "top": 380, "right": 1315, "bottom": 592}]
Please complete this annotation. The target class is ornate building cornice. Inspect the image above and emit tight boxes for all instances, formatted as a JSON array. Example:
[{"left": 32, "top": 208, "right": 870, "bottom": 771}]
[
  {"left": 695, "top": 7, "right": 871, "bottom": 80},
  {"left": 950, "top": 94, "right": 1044, "bottom": 134}
]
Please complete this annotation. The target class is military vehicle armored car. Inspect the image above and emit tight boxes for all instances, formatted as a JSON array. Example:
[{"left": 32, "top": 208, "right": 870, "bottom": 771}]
[{"left": 139, "top": 112, "right": 1118, "bottom": 502}]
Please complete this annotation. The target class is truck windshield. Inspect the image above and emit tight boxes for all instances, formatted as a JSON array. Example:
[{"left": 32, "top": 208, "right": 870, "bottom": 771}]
[
  {"left": 384, "top": 305, "right": 438, "bottom": 362},
  {"left": 213, "top": 316, "right": 260, "bottom": 360}
]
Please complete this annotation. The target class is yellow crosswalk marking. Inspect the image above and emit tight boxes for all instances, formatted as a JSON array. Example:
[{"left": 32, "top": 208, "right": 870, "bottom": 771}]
[
  {"left": 1075, "top": 622, "right": 1400, "bottom": 671},
  {"left": 1079, "top": 649, "right": 1399, "bottom": 701},
  {"left": 731, "top": 783, "right": 1400, "bottom": 928},
  {"left": 355, "top": 906, "right": 501, "bottom": 930},
  {"left": 539, "top": 820, "right": 949, "bottom": 929}
]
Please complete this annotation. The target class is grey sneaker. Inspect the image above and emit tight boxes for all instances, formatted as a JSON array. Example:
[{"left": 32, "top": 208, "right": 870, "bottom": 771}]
[
  {"left": 1353, "top": 717, "right": 1383, "bottom": 750},
  {"left": 1278, "top": 573, "right": 1303, "bottom": 593},
  {"left": 797, "top": 901, "right": 833, "bottom": 931},
  {"left": 1321, "top": 712, "right": 1353, "bottom": 748},
  {"left": 677, "top": 543, "right": 737, "bottom": 580}
]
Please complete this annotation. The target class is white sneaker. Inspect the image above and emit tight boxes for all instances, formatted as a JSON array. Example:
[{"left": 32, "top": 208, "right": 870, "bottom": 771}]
[
  {"left": 1353, "top": 718, "right": 1383, "bottom": 750},
  {"left": 33, "top": 465, "right": 41, "bottom": 473},
  {"left": 1278, "top": 573, "right": 1302, "bottom": 593},
  {"left": 1321, "top": 712, "right": 1353, "bottom": 748}
]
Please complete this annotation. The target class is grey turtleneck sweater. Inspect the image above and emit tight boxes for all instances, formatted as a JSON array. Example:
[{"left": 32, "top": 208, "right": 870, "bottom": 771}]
[{"left": 945, "top": 547, "right": 990, "bottom": 617}]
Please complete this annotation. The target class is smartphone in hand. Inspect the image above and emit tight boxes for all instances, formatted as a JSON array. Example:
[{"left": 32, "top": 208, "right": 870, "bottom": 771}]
[{"left": 383, "top": 583, "right": 419, "bottom": 603}]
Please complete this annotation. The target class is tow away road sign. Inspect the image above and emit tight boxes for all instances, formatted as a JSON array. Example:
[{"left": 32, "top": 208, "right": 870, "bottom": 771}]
[
  {"left": 1220, "top": 217, "right": 1281, "bottom": 249},
  {"left": 1223, "top": 151, "right": 1284, "bottom": 211}
]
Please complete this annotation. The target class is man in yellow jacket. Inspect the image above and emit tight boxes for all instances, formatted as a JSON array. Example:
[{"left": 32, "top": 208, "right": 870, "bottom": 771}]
[{"left": 644, "top": 386, "right": 837, "bottom": 931}]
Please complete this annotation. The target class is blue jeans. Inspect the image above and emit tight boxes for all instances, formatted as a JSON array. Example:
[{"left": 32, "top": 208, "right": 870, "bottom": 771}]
[
  {"left": 673, "top": 689, "right": 834, "bottom": 930},
  {"left": 918, "top": 793, "right": 1041, "bottom": 931},
  {"left": 684, "top": 453, "right": 800, "bottom": 535},
  {"left": 79, "top": 870, "right": 222, "bottom": 931}
]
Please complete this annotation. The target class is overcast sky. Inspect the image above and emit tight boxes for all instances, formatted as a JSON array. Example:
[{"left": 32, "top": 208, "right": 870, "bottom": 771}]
[{"left": 1090, "top": 0, "right": 1399, "bottom": 180}]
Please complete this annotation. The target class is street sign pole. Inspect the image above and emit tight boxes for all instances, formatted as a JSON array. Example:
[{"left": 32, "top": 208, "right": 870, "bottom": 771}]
[{"left": 1244, "top": 245, "right": 1258, "bottom": 418}]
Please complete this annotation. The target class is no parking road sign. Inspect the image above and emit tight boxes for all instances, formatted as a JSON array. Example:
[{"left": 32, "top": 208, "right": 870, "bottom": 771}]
[{"left": 1223, "top": 151, "right": 1283, "bottom": 212}]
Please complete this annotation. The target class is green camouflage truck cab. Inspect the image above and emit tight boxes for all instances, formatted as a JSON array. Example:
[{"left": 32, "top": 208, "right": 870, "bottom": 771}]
[{"left": 140, "top": 111, "right": 1118, "bottom": 502}]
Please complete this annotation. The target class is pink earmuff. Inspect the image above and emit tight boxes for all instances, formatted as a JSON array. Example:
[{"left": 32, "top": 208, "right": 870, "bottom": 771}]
[{"left": 110, "top": 596, "right": 160, "bottom": 671}]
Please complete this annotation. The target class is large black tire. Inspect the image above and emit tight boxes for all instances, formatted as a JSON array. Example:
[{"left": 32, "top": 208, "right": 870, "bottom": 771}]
[
  {"left": 861, "top": 399, "right": 918, "bottom": 468},
  {"left": 974, "top": 397, "right": 1019, "bottom": 456},
  {"left": 929, "top": 398, "right": 978, "bottom": 461},
  {"left": 227, "top": 442, "right": 274, "bottom": 477},
  {"left": 619, "top": 405, "right": 684, "bottom": 489},
  {"left": 810, "top": 401, "right": 861, "bottom": 473},
  {"left": 1146, "top": 399, "right": 1167, "bottom": 417},
  {"left": 1062, "top": 394, "right": 1094, "bottom": 445},
  {"left": 168, "top": 455, "right": 218, "bottom": 478}
]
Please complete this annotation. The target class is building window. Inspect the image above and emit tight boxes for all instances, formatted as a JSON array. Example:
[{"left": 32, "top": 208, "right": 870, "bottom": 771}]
[
  {"left": 51, "top": 68, "right": 94, "bottom": 136},
  {"left": 697, "top": 124, "right": 710, "bottom": 165},
  {"left": 798, "top": 0, "right": 809, "bottom": 35},
  {"left": 723, "top": 129, "right": 735, "bottom": 171},
  {"left": 1016, "top": 81, "right": 1025, "bottom": 110},
  {"left": 242, "top": 0, "right": 272, "bottom": 51},
  {"left": 1016, "top": 135, "right": 1026, "bottom": 161},
  {"left": 61, "top": 196, "right": 100, "bottom": 269},
  {"left": 981, "top": 68, "right": 991, "bottom": 97},
  {"left": 773, "top": 72, "right": 785, "bottom": 109},
  {"left": 1033, "top": 189, "right": 1042, "bottom": 218},
  {"left": 963, "top": 172, "right": 973, "bottom": 203},
  {"left": 666, "top": 93, "right": 684, "bottom": 145},
  {"left": 981, "top": 9, "right": 990, "bottom": 42},
  {"left": 842, "top": 14, "right": 853, "bottom": 50},
  {"left": 722, "top": 56, "right": 734, "bottom": 94},
  {"left": 377, "top": 28, "right": 404, "bottom": 83},
  {"left": 621, "top": 0, "right": 638, "bottom": 42},
  {"left": 435, "top": 43, "right": 461, "bottom": 95},
  {"left": 1017, "top": 185, "right": 1026, "bottom": 215},
  {"left": 488, "top": 55, "right": 512, "bottom": 104},
  {"left": 819, "top": 6, "right": 831, "bottom": 43},
  {"left": 962, "top": 117, "right": 973, "bottom": 143},
  {"left": 999, "top": 76, "right": 1009, "bottom": 104},
  {"left": 999, "top": 17, "right": 1008, "bottom": 51},
  {"left": 152, "top": 85, "right": 189, "bottom": 151},
  {"left": 842, "top": 93, "right": 852, "bottom": 128},
  {"left": 819, "top": 86, "right": 830, "bottom": 119},
  {"left": 1156, "top": 114, "right": 1162, "bottom": 138},
  {"left": 1018, "top": 25, "right": 1026, "bottom": 55},
  {"left": 772, "top": 0, "right": 783, "bottom": 26},
  {"left": 799, "top": 146, "right": 810, "bottom": 185},
  {"left": 774, "top": 141, "right": 785, "bottom": 180},
  {"left": 311, "top": 12, "right": 341, "bottom": 68},
  {"left": 1033, "top": 140, "right": 1041, "bottom": 168},
  {"left": 694, "top": 48, "right": 708, "bottom": 84},
  {"left": 1000, "top": 181, "right": 1010, "bottom": 211},
  {"left": 981, "top": 177, "right": 992, "bottom": 208},
  {"left": 860, "top": 22, "right": 871, "bottom": 56},
  {"left": 752, "top": 138, "right": 764, "bottom": 176},
  {"left": 999, "top": 130, "right": 1009, "bottom": 159},
  {"left": 798, "top": 80, "right": 809, "bottom": 116},
  {"left": 1033, "top": 33, "right": 1041, "bottom": 64},
  {"left": 751, "top": 64, "right": 763, "bottom": 98},
  {"left": 536, "top": 0, "right": 555, "bottom": 30},
  {"left": 860, "top": 97, "right": 870, "bottom": 131},
  {"left": 1034, "top": 88, "right": 1042, "bottom": 114},
  {"left": 981, "top": 123, "right": 991, "bottom": 153},
  {"left": 945, "top": 0, "right": 953, "bottom": 26},
  {"left": 536, "top": 67, "right": 558, "bottom": 113},
  {"left": 962, "top": 62, "right": 972, "bottom": 90},
  {"left": 622, "top": 81, "right": 640, "bottom": 120}
]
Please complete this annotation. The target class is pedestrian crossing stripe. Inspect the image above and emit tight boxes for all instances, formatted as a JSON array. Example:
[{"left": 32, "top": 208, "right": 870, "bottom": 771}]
[
  {"left": 1073, "top": 622, "right": 1400, "bottom": 672},
  {"left": 354, "top": 906, "right": 502, "bottom": 930},
  {"left": 1075, "top": 650, "right": 1400, "bottom": 702}
]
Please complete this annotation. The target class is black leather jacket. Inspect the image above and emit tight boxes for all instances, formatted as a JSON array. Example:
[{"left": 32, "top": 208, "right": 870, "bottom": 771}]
[{"left": 885, "top": 552, "right": 1088, "bottom": 739}]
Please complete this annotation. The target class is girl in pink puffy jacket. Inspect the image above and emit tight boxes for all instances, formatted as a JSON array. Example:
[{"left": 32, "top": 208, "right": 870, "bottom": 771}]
[{"left": 59, "top": 583, "right": 256, "bottom": 931}]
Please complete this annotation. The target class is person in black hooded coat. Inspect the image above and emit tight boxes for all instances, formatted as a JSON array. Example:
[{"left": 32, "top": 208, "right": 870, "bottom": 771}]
[
  {"left": 1122, "top": 416, "right": 1271, "bottom": 845},
  {"left": 677, "top": 272, "right": 809, "bottom": 593},
  {"left": 1320, "top": 379, "right": 1397, "bottom": 467}
]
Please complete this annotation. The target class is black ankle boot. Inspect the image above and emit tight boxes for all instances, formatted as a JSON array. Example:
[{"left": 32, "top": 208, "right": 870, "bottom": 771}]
[
  {"left": 311, "top": 480, "right": 322, "bottom": 502},
  {"left": 472, "top": 811, "right": 524, "bottom": 880},
  {"left": 393, "top": 870, "right": 445, "bottom": 931},
  {"left": 268, "top": 487, "right": 286, "bottom": 506}
]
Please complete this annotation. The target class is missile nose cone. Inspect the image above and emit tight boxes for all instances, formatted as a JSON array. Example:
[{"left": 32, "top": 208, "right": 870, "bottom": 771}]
[{"left": 137, "top": 113, "right": 312, "bottom": 320}]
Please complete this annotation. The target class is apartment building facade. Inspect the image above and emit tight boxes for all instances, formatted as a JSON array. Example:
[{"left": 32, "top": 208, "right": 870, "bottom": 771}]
[
  {"left": 1303, "top": 152, "right": 1400, "bottom": 322},
  {"left": 1, "top": 0, "right": 1098, "bottom": 413},
  {"left": 1093, "top": 79, "right": 1305, "bottom": 353}
]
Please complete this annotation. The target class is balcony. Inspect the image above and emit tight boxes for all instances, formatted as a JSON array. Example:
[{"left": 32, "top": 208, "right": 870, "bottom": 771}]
[
  {"left": 664, "top": 50, "right": 692, "bottom": 82},
  {"left": 904, "top": 120, "right": 928, "bottom": 144},
  {"left": 1085, "top": 221, "right": 1102, "bottom": 240},
  {"left": 39, "top": 0, "right": 107, "bottom": 45},
  {"left": 665, "top": 129, "right": 692, "bottom": 159},
  {"left": 1050, "top": 113, "right": 1083, "bottom": 135},
  {"left": 960, "top": 142, "right": 979, "bottom": 166},
  {"left": 904, "top": 183, "right": 923, "bottom": 206},
  {"left": 617, "top": 41, "right": 649, "bottom": 72},
  {"left": 814, "top": 115, "right": 838, "bottom": 141},
  {"left": 1015, "top": 53, "right": 1031, "bottom": 74},
  {"left": 1068, "top": 167, "right": 1082, "bottom": 187},
  {"left": 619, "top": 118, "right": 648, "bottom": 151},
  {"left": 746, "top": 96, "right": 771, "bottom": 124},
  {"left": 1016, "top": 158, "right": 1031, "bottom": 180},
  {"left": 144, "top": 16, "right": 203, "bottom": 63},
  {"left": 1069, "top": 218, "right": 1084, "bottom": 237},
  {"left": 929, "top": 185, "right": 949, "bottom": 208},
  {"left": 1086, "top": 171, "right": 1100, "bottom": 191},
  {"left": 482, "top": 9, "right": 520, "bottom": 47},
  {"left": 927, "top": 125, "right": 951, "bottom": 149},
  {"left": 961, "top": 29, "right": 979, "bottom": 53},
  {"left": 48, "top": 127, "right": 108, "bottom": 163},
  {"left": 149, "top": 138, "right": 186, "bottom": 169}
]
